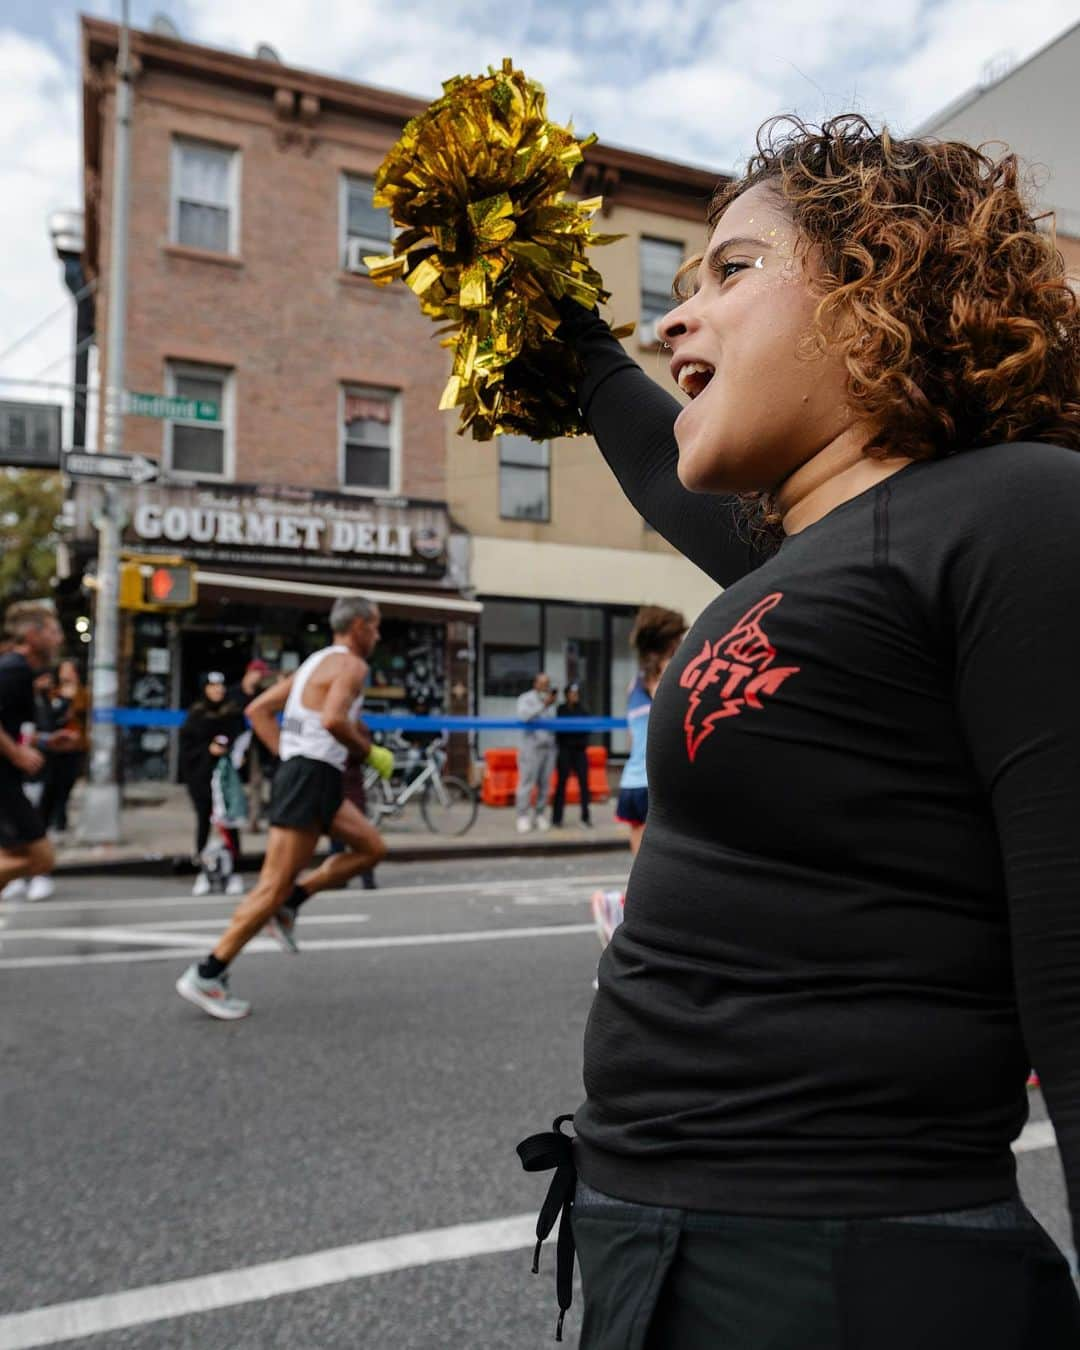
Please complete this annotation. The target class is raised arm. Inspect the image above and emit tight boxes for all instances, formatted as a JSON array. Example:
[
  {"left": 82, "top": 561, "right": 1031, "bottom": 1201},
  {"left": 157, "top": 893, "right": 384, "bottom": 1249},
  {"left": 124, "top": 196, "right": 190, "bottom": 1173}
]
[{"left": 559, "top": 303, "right": 763, "bottom": 588}]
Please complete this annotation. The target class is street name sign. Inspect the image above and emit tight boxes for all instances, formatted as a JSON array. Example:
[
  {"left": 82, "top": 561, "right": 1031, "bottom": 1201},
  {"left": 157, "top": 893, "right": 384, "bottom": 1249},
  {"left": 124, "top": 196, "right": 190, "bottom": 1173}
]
[
  {"left": 123, "top": 391, "right": 219, "bottom": 421},
  {"left": 64, "top": 451, "right": 160, "bottom": 485}
]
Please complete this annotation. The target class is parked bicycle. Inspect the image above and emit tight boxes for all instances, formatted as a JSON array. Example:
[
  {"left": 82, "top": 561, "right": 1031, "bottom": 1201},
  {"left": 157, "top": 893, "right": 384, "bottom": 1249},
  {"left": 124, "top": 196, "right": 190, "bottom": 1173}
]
[{"left": 362, "top": 731, "right": 478, "bottom": 836}]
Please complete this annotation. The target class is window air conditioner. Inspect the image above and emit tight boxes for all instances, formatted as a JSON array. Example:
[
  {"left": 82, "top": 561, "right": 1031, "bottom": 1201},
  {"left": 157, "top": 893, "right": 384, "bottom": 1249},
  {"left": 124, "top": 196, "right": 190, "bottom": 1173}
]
[
  {"left": 638, "top": 316, "right": 661, "bottom": 348},
  {"left": 344, "top": 237, "right": 374, "bottom": 274}
]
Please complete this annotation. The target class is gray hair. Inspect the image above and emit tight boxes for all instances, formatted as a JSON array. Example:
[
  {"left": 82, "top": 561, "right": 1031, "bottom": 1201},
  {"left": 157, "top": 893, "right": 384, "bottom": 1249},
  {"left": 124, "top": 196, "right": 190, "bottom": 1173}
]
[{"left": 329, "top": 594, "right": 378, "bottom": 634}]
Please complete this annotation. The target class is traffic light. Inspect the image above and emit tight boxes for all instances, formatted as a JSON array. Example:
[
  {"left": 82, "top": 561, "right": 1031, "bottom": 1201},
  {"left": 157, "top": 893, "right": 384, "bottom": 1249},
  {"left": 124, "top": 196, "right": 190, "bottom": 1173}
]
[{"left": 119, "top": 557, "right": 197, "bottom": 611}]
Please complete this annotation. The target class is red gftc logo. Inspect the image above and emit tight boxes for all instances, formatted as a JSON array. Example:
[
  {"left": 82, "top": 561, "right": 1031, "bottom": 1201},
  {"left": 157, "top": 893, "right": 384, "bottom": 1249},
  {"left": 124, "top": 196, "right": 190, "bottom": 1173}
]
[{"left": 679, "top": 592, "right": 801, "bottom": 763}]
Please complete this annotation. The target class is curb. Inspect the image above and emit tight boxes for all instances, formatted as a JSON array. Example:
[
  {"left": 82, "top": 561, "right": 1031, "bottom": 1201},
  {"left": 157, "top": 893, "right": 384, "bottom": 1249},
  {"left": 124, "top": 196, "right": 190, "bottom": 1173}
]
[{"left": 52, "top": 835, "right": 627, "bottom": 878}]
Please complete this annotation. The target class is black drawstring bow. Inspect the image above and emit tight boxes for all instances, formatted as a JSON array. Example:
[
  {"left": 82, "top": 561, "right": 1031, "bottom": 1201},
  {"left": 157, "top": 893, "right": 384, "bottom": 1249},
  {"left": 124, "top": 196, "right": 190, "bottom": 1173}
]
[{"left": 516, "top": 1114, "right": 577, "bottom": 1341}]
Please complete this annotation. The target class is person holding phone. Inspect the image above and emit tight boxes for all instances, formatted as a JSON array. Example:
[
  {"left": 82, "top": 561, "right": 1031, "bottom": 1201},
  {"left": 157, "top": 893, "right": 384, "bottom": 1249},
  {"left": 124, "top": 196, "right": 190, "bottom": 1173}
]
[{"left": 179, "top": 672, "right": 246, "bottom": 896}]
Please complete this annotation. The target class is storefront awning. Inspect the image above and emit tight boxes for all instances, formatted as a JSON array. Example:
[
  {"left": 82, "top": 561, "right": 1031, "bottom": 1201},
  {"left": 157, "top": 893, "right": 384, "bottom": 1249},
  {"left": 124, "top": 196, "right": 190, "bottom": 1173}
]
[{"left": 194, "top": 569, "right": 482, "bottom": 618}]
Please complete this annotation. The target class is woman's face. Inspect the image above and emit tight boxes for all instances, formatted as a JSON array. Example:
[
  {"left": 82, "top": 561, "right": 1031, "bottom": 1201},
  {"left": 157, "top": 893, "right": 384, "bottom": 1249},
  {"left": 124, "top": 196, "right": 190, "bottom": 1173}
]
[
  {"left": 205, "top": 681, "right": 225, "bottom": 703},
  {"left": 659, "top": 181, "right": 856, "bottom": 494}
]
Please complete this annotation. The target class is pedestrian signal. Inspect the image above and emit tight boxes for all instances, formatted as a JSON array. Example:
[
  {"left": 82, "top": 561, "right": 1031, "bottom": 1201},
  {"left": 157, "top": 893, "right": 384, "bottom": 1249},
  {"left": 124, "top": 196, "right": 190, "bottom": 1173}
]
[{"left": 119, "top": 559, "right": 197, "bottom": 611}]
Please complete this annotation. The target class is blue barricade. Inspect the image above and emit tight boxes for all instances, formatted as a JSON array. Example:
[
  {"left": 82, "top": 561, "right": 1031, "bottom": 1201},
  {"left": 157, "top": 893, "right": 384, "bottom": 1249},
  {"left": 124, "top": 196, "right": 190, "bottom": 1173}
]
[{"left": 96, "top": 708, "right": 628, "bottom": 732}]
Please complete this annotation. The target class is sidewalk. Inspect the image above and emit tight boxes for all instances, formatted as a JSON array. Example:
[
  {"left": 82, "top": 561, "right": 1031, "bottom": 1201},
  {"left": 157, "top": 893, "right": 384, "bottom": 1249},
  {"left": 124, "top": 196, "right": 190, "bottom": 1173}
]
[{"left": 52, "top": 782, "right": 627, "bottom": 875}]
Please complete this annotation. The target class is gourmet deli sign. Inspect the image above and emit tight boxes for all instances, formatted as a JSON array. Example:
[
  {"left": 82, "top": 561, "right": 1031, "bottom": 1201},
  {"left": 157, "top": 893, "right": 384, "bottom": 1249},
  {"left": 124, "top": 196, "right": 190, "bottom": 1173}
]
[{"left": 72, "top": 481, "right": 450, "bottom": 580}]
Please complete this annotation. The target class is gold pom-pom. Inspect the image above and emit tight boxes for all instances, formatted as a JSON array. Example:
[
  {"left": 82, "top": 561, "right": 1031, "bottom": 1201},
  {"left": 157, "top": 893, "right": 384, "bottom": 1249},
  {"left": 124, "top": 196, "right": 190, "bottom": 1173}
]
[{"left": 365, "top": 59, "right": 626, "bottom": 441}]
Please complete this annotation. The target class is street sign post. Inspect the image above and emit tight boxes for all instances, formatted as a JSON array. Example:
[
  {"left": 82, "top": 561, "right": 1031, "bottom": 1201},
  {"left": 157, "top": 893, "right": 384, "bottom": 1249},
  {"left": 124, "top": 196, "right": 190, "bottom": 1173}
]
[
  {"left": 64, "top": 450, "right": 159, "bottom": 484},
  {"left": 123, "top": 391, "right": 218, "bottom": 421}
]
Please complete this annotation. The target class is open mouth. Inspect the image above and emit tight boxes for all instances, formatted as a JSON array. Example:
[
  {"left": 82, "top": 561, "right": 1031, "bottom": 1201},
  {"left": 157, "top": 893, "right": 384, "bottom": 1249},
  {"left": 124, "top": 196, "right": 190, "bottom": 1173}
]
[{"left": 676, "top": 361, "right": 715, "bottom": 399}]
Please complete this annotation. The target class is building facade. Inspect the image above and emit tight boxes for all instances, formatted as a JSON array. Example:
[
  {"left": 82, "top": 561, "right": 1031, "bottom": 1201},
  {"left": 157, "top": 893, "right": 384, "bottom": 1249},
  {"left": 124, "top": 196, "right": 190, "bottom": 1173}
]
[
  {"left": 917, "top": 21, "right": 1080, "bottom": 280},
  {"left": 77, "top": 19, "right": 726, "bottom": 773}
]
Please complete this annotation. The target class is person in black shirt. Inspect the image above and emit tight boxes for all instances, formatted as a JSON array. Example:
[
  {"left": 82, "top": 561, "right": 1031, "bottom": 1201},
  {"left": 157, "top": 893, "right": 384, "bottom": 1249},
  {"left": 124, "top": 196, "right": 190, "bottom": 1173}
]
[
  {"left": 0, "top": 602, "right": 76, "bottom": 897},
  {"left": 520, "top": 116, "right": 1080, "bottom": 1347},
  {"left": 179, "top": 672, "right": 246, "bottom": 896},
  {"left": 551, "top": 684, "right": 592, "bottom": 829}
]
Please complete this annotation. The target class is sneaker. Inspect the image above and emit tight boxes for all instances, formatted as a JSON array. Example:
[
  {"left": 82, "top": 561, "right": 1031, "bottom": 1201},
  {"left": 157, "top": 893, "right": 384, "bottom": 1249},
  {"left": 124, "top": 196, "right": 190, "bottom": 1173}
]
[
  {"left": 26, "top": 875, "right": 55, "bottom": 903},
  {"left": 175, "top": 964, "right": 250, "bottom": 1020},
  {"left": 191, "top": 871, "right": 211, "bottom": 897},
  {"left": 225, "top": 873, "right": 245, "bottom": 896},
  {"left": 536, "top": 813, "right": 552, "bottom": 832},
  {"left": 580, "top": 820, "right": 595, "bottom": 830},
  {"left": 590, "top": 889, "right": 625, "bottom": 947},
  {"left": 266, "top": 905, "right": 299, "bottom": 954},
  {"left": 516, "top": 816, "right": 533, "bottom": 835},
  {"left": 1, "top": 877, "right": 27, "bottom": 901}
]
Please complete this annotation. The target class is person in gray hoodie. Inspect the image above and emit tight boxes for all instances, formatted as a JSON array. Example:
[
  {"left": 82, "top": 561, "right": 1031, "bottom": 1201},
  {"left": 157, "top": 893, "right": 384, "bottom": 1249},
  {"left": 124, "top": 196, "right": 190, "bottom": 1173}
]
[{"left": 515, "top": 672, "right": 557, "bottom": 833}]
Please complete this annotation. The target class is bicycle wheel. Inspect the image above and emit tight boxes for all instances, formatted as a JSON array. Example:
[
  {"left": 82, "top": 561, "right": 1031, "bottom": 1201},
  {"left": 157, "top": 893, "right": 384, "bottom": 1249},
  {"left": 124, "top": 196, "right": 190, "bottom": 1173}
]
[{"left": 420, "top": 776, "right": 478, "bottom": 835}]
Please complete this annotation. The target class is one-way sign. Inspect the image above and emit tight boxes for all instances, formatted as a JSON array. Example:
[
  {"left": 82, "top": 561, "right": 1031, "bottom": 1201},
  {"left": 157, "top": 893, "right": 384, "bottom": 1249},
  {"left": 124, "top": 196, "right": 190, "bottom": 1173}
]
[{"left": 64, "top": 451, "right": 159, "bottom": 485}]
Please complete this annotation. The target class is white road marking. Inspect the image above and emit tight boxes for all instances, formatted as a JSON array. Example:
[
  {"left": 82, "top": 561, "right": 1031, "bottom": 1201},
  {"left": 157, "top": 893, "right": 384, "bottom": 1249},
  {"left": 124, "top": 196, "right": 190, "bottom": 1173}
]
[
  {"left": 11, "top": 874, "right": 628, "bottom": 916},
  {"left": 1014, "top": 1119, "right": 1056, "bottom": 1153},
  {"left": 2, "top": 914, "right": 373, "bottom": 937},
  {"left": 0, "top": 923, "right": 595, "bottom": 970},
  {"left": 0, "top": 1213, "right": 537, "bottom": 1350},
  {"left": 0, "top": 927, "right": 233, "bottom": 949}
]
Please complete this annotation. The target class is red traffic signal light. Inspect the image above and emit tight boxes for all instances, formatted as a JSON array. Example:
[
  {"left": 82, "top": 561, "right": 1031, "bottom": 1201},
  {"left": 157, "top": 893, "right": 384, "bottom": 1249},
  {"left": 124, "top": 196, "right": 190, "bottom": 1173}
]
[{"left": 149, "top": 567, "right": 176, "bottom": 602}]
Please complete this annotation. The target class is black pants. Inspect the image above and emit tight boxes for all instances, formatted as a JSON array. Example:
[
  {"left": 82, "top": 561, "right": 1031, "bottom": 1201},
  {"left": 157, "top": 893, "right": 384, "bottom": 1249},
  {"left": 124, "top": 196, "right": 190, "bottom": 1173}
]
[
  {"left": 552, "top": 747, "right": 590, "bottom": 825},
  {"left": 40, "top": 752, "right": 82, "bottom": 831},
  {"left": 571, "top": 1179, "right": 1080, "bottom": 1349},
  {"left": 187, "top": 781, "right": 238, "bottom": 861}
]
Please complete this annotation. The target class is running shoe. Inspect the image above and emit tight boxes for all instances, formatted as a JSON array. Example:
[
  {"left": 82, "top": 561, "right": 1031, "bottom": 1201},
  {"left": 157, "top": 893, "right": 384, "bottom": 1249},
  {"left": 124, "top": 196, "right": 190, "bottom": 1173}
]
[
  {"left": 266, "top": 905, "right": 299, "bottom": 954},
  {"left": 516, "top": 815, "right": 532, "bottom": 834},
  {"left": 225, "top": 873, "right": 245, "bottom": 896},
  {"left": 26, "top": 875, "right": 55, "bottom": 902},
  {"left": 175, "top": 964, "right": 250, "bottom": 1020},
  {"left": 590, "top": 889, "right": 625, "bottom": 947},
  {"left": 191, "top": 870, "right": 211, "bottom": 897},
  {"left": 1, "top": 877, "right": 27, "bottom": 901},
  {"left": 536, "top": 813, "right": 552, "bottom": 832}
]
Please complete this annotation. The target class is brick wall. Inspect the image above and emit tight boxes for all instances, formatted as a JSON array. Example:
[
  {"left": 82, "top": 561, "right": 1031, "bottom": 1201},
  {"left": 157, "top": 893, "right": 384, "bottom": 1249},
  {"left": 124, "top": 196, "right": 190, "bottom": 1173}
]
[{"left": 93, "top": 67, "right": 448, "bottom": 500}]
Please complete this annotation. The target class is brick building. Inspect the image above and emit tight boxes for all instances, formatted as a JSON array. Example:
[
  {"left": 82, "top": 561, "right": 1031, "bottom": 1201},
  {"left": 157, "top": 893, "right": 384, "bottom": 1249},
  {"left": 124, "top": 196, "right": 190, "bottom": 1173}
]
[{"left": 76, "top": 18, "right": 727, "bottom": 775}]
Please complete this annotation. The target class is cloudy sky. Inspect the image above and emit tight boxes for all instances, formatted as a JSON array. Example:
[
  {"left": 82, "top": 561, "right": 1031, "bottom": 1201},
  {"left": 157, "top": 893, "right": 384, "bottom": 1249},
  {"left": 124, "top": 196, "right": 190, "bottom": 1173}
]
[{"left": 2, "top": 0, "right": 1078, "bottom": 437}]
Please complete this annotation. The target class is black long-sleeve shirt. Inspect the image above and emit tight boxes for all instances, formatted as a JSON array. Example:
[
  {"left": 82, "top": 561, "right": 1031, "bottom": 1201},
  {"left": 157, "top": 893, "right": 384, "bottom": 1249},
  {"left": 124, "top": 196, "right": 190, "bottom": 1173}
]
[{"left": 565, "top": 308, "right": 1080, "bottom": 1237}]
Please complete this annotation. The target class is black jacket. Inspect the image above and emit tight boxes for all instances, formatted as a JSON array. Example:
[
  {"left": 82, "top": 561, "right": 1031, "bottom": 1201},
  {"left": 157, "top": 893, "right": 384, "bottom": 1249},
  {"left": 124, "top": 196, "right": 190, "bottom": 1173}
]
[{"left": 178, "top": 698, "right": 245, "bottom": 788}]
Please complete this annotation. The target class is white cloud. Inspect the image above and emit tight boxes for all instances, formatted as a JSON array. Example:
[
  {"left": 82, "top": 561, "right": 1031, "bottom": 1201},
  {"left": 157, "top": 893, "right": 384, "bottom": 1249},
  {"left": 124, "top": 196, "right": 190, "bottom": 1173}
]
[{"left": 0, "top": 30, "right": 81, "bottom": 424}]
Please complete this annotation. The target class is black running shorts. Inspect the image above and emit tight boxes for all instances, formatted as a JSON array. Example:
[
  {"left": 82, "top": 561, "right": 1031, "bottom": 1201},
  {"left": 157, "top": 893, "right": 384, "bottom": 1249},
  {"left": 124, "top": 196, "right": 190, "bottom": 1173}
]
[
  {"left": 269, "top": 756, "right": 344, "bottom": 833},
  {"left": 0, "top": 772, "right": 46, "bottom": 848}
]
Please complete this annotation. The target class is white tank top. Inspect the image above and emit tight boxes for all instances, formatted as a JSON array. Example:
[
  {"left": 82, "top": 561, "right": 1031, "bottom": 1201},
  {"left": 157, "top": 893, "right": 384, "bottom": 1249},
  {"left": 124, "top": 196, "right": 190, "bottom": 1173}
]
[{"left": 280, "top": 646, "right": 365, "bottom": 770}]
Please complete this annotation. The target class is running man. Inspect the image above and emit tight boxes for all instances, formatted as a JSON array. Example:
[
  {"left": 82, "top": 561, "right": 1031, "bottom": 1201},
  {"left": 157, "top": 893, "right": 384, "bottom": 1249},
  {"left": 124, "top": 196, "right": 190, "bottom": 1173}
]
[
  {"left": 176, "top": 595, "right": 391, "bottom": 1019},
  {"left": 0, "top": 602, "right": 77, "bottom": 897}
]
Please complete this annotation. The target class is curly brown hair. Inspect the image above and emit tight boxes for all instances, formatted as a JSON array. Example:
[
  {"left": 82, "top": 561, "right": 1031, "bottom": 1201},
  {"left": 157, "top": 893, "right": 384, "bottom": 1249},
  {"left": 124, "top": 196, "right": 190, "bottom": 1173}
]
[{"left": 677, "top": 114, "right": 1080, "bottom": 468}]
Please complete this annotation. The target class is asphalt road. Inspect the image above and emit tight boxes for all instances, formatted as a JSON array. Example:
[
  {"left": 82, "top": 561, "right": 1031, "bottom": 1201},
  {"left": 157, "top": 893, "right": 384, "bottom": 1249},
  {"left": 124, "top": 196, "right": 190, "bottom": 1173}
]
[{"left": 0, "top": 854, "right": 1072, "bottom": 1349}]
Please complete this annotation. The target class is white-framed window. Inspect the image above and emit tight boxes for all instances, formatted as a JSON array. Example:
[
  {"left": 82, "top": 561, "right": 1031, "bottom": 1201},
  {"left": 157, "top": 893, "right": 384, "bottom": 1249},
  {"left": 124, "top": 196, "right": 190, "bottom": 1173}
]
[
  {"left": 340, "top": 385, "right": 400, "bottom": 493},
  {"left": 170, "top": 138, "right": 239, "bottom": 254},
  {"left": 498, "top": 435, "right": 550, "bottom": 522},
  {"left": 639, "top": 236, "right": 683, "bottom": 344},
  {"left": 340, "top": 174, "right": 393, "bottom": 272},
  {"left": 164, "top": 363, "right": 232, "bottom": 479}
]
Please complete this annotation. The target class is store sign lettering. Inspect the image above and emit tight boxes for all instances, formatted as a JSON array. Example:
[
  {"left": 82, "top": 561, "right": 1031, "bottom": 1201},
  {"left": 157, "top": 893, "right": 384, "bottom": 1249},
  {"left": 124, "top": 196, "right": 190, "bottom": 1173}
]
[{"left": 133, "top": 503, "right": 414, "bottom": 557}]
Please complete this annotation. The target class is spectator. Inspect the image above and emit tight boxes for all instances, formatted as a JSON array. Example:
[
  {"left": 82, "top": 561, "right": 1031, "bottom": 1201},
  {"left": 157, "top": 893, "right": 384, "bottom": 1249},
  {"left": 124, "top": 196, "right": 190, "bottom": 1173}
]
[
  {"left": 515, "top": 673, "right": 557, "bottom": 833},
  {"left": 552, "top": 683, "right": 592, "bottom": 829},
  {"left": 41, "top": 658, "right": 88, "bottom": 837},
  {"left": 179, "top": 672, "right": 246, "bottom": 896}
]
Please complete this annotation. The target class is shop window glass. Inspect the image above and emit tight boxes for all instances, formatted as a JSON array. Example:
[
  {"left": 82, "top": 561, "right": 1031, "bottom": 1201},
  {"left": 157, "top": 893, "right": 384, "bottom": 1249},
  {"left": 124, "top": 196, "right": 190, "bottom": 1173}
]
[
  {"left": 172, "top": 140, "right": 236, "bottom": 253},
  {"left": 498, "top": 435, "right": 550, "bottom": 521},
  {"left": 343, "top": 387, "right": 396, "bottom": 490},
  {"left": 166, "top": 365, "right": 229, "bottom": 478}
]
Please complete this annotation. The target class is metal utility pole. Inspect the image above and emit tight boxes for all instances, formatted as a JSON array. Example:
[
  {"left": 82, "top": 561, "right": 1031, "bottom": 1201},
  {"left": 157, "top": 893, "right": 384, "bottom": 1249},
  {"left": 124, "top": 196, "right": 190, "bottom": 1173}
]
[{"left": 80, "top": 0, "right": 132, "bottom": 843}]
